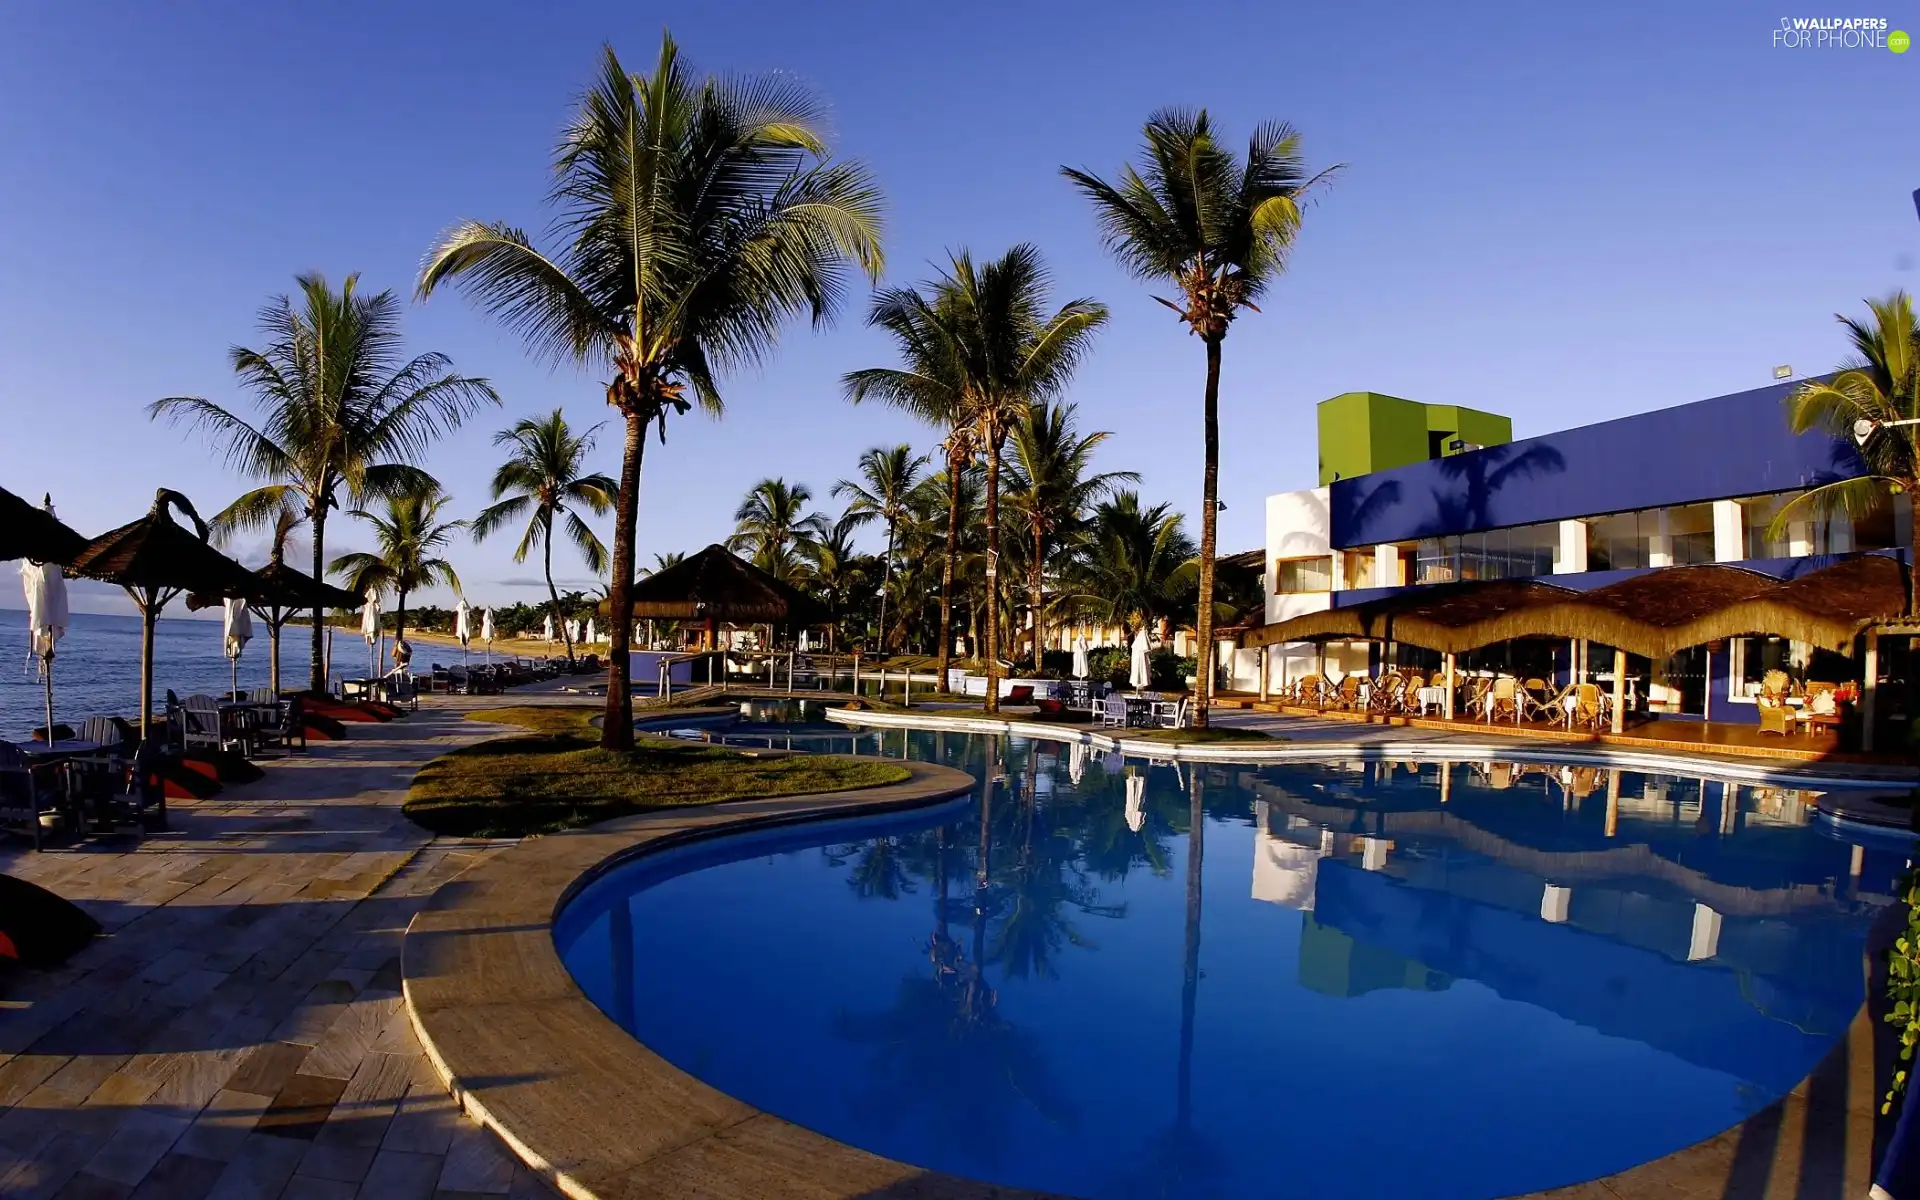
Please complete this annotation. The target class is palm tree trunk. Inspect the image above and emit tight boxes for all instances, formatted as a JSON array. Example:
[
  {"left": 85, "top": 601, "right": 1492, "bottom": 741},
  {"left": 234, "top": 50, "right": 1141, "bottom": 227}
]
[
  {"left": 983, "top": 436, "right": 1003, "bottom": 714},
  {"left": 601, "top": 412, "right": 645, "bottom": 752},
  {"left": 393, "top": 589, "right": 408, "bottom": 670},
  {"left": 936, "top": 447, "right": 963, "bottom": 694},
  {"left": 544, "top": 518, "right": 573, "bottom": 665},
  {"left": 878, "top": 519, "right": 896, "bottom": 656},
  {"left": 1192, "top": 336, "right": 1222, "bottom": 729},
  {"left": 309, "top": 503, "right": 328, "bottom": 693},
  {"left": 1029, "top": 522, "right": 1046, "bottom": 673}
]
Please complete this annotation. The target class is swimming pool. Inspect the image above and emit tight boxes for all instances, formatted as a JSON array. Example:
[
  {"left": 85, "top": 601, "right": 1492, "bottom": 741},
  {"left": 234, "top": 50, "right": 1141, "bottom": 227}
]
[{"left": 555, "top": 729, "right": 1902, "bottom": 1199}]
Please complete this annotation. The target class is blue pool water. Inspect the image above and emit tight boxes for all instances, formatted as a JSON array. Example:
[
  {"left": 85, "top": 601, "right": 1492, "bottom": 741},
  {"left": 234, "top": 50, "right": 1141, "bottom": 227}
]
[{"left": 555, "top": 728, "right": 1904, "bottom": 1199}]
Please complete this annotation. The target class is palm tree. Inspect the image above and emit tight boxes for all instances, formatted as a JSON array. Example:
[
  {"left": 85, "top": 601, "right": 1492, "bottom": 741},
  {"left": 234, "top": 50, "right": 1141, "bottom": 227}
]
[
  {"left": 1004, "top": 403, "right": 1137, "bottom": 670},
  {"left": 728, "top": 478, "right": 829, "bottom": 582},
  {"left": 213, "top": 494, "right": 307, "bottom": 695},
  {"left": 419, "top": 35, "right": 883, "bottom": 750},
  {"left": 846, "top": 247, "right": 1106, "bottom": 711},
  {"left": 834, "top": 445, "right": 929, "bottom": 654},
  {"left": 1066, "top": 490, "right": 1198, "bottom": 642},
  {"left": 150, "top": 272, "right": 497, "bottom": 690},
  {"left": 1066, "top": 111, "right": 1338, "bottom": 726},
  {"left": 470, "top": 409, "right": 618, "bottom": 665},
  {"left": 1777, "top": 292, "right": 1920, "bottom": 611},
  {"left": 329, "top": 483, "right": 465, "bottom": 663},
  {"left": 800, "top": 514, "right": 873, "bottom": 647}
]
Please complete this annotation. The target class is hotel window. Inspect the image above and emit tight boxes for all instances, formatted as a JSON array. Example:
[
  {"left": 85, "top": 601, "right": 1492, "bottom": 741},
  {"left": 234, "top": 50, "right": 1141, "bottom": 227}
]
[
  {"left": 1739, "top": 491, "right": 1887, "bottom": 557},
  {"left": 1275, "top": 557, "right": 1333, "bottom": 594},
  {"left": 1728, "top": 635, "right": 1805, "bottom": 702},
  {"left": 1666, "top": 504, "right": 1717, "bottom": 565},
  {"left": 1587, "top": 511, "right": 1651, "bottom": 571},
  {"left": 1341, "top": 550, "right": 1375, "bottom": 589},
  {"left": 1413, "top": 524, "right": 1556, "bottom": 585}
]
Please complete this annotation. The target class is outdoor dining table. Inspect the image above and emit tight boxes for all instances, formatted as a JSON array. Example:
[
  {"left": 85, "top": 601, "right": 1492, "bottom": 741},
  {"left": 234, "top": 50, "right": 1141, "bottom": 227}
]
[
  {"left": 1116, "top": 694, "right": 1159, "bottom": 728},
  {"left": 17, "top": 740, "right": 115, "bottom": 762},
  {"left": 1414, "top": 685, "right": 1448, "bottom": 714}
]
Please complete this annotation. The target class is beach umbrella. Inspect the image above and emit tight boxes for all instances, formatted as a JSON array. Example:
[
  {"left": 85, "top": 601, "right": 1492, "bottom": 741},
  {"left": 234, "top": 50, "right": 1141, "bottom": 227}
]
[
  {"left": 542, "top": 613, "right": 554, "bottom": 641},
  {"left": 360, "top": 592, "right": 381, "bottom": 680},
  {"left": 1067, "top": 740, "right": 1086, "bottom": 787},
  {"left": 0, "top": 487, "right": 87, "bottom": 565},
  {"left": 239, "top": 556, "right": 359, "bottom": 699},
  {"left": 584, "top": 617, "right": 597, "bottom": 645},
  {"left": 455, "top": 599, "right": 472, "bottom": 670},
  {"left": 1125, "top": 771, "right": 1146, "bottom": 833},
  {"left": 1129, "top": 628, "right": 1151, "bottom": 690},
  {"left": 222, "top": 598, "right": 253, "bottom": 700},
  {"left": 20, "top": 540, "right": 69, "bottom": 749},
  {"left": 67, "top": 489, "right": 258, "bottom": 743},
  {"left": 1072, "top": 634, "right": 1091, "bottom": 680},
  {"left": 481, "top": 608, "right": 494, "bottom": 663}
]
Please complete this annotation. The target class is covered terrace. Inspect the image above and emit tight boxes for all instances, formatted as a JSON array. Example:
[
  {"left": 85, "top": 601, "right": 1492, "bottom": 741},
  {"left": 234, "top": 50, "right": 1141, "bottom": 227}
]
[{"left": 1237, "top": 553, "right": 1912, "bottom": 757}]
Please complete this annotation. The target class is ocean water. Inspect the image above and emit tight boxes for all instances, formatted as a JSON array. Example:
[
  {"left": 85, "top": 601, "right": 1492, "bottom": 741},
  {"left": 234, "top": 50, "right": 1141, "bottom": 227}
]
[{"left": 0, "top": 608, "right": 313, "bottom": 739}]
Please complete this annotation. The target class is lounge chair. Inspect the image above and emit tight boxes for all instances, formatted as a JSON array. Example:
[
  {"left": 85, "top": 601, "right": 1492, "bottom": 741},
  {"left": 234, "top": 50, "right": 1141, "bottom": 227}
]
[{"left": 1005, "top": 685, "right": 1035, "bottom": 706}]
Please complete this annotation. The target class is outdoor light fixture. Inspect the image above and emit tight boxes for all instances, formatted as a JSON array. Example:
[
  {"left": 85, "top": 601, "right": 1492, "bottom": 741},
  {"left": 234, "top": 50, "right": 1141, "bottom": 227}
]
[
  {"left": 1773, "top": 365, "right": 1793, "bottom": 380},
  {"left": 1853, "top": 416, "right": 1920, "bottom": 446}
]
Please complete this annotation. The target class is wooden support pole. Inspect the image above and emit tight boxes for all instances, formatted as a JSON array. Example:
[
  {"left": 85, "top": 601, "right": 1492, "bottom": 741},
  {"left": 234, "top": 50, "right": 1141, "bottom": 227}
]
[
  {"left": 1863, "top": 631, "right": 1879, "bottom": 752},
  {"left": 1443, "top": 652, "right": 1456, "bottom": 721},
  {"left": 1258, "top": 645, "right": 1270, "bottom": 703},
  {"left": 1610, "top": 647, "right": 1626, "bottom": 734}
]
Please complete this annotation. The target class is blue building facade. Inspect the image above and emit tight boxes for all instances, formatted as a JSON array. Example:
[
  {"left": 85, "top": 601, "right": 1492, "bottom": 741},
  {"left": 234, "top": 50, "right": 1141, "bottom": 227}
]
[{"left": 1260, "top": 381, "right": 1907, "bottom": 724}]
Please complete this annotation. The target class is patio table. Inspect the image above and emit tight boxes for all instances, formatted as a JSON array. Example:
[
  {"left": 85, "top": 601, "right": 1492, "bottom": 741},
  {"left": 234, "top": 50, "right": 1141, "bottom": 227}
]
[
  {"left": 1414, "top": 686, "right": 1448, "bottom": 715},
  {"left": 17, "top": 740, "right": 115, "bottom": 762}
]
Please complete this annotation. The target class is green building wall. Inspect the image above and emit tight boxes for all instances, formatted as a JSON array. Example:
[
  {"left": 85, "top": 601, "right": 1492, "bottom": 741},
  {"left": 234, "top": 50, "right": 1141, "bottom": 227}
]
[{"left": 1316, "top": 392, "right": 1513, "bottom": 486}]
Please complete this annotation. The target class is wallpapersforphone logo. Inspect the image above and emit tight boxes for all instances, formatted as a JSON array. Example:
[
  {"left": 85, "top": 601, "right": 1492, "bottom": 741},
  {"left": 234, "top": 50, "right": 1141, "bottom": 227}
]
[{"left": 1772, "top": 16, "right": 1908, "bottom": 49}]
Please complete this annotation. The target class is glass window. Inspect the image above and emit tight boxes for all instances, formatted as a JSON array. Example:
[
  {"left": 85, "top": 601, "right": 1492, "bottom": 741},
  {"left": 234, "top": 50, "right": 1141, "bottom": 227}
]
[
  {"left": 1415, "top": 538, "right": 1456, "bottom": 585},
  {"left": 1587, "top": 512, "right": 1648, "bottom": 571},
  {"left": 1275, "top": 557, "right": 1332, "bottom": 593},
  {"left": 1729, "top": 635, "right": 1804, "bottom": 701},
  {"left": 1666, "top": 504, "right": 1717, "bottom": 565}
]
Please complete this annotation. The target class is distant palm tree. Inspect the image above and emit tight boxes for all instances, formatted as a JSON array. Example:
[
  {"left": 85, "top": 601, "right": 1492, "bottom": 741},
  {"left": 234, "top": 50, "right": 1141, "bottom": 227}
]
[
  {"left": 1066, "top": 110, "right": 1338, "bottom": 726},
  {"left": 835, "top": 445, "right": 929, "bottom": 653},
  {"left": 150, "top": 272, "right": 497, "bottom": 690},
  {"left": 418, "top": 33, "right": 884, "bottom": 750},
  {"left": 729, "top": 478, "right": 829, "bottom": 582},
  {"left": 801, "top": 514, "right": 873, "bottom": 646},
  {"left": 329, "top": 483, "right": 465, "bottom": 664},
  {"left": 1004, "top": 403, "right": 1137, "bottom": 669},
  {"left": 1777, "top": 292, "right": 1920, "bottom": 612},
  {"left": 1068, "top": 490, "right": 1198, "bottom": 642},
  {"left": 471, "top": 409, "right": 617, "bottom": 664},
  {"left": 641, "top": 551, "right": 687, "bottom": 577},
  {"left": 212, "top": 494, "right": 307, "bottom": 695},
  {"left": 847, "top": 247, "right": 1106, "bottom": 710}
]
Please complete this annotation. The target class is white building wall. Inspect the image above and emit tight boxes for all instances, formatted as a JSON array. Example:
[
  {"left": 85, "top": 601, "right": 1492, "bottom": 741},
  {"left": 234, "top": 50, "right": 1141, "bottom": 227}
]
[
  {"left": 1262, "top": 487, "right": 1336, "bottom": 692},
  {"left": 1712, "top": 500, "right": 1744, "bottom": 562}
]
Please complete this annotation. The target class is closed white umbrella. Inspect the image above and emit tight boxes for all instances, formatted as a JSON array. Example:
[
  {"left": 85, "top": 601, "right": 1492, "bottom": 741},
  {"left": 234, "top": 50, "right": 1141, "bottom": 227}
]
[
  {"left": 455, "top": 599, "right": 472, "bottom": 671},
  {"left": 1072, "top": 634, "right": 1091, "bottom": 681},
  {"left": 223, "top": 597, "right": 252, "bottom": 699},
  {"left": 1129, "top": 628, "right": 1151, "bottom": 691},
  {"left": 21, "top": 549, "right": 70, "bottom": 748},
  {"left": 584, "top": 617, "right": 597, "bottom": 645},
  {"left": 481, "top": 608, "right": 495, "bottom": 663},
  {"left": 360, "top": 592, "right": 381, "bottom": 681},
  {"left": 1125, "top": 771, "right": 1146, "bottom": 833},
  {"left": 542, "top": 613, "right": 554, "bottom": 641},
  {"left": 798, "top": 629, "right": 810, "bottom": 653},
  {"left": 1067, "top": 740, "right": 1085, "bottom": 787}
]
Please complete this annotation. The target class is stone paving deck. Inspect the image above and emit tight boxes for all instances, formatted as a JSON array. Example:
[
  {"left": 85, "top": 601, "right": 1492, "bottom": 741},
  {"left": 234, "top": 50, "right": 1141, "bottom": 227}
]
[{"left": 0, "top": 696, "right": 542, "bottom": 1200}]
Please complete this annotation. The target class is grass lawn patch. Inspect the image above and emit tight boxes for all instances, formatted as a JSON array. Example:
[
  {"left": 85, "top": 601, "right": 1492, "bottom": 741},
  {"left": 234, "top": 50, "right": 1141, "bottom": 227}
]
[
  {"left": 405, "top": 706, "right": 911, "bottom": 838},
  {"left": 1126, "top": 726, "right": 1282, "bottom": 744}
]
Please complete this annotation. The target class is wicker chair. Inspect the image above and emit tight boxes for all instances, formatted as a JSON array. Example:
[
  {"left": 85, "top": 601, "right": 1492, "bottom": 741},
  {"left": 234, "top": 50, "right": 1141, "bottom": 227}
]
[
  {"left": 1573, "top": 683, "right": 1606, "bottom": 729},
  {"left": 1757, "top": 696, "right": 1793, "bottom": 736},
  {"left": 1485, "top": 676, "right": 1521, "bottom": 723}
]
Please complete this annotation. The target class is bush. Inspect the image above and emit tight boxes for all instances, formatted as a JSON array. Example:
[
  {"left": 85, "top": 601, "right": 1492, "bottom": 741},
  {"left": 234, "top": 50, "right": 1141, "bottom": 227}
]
[{"left": 1149, "top": 648, "right": 1197, "bottom": 691}]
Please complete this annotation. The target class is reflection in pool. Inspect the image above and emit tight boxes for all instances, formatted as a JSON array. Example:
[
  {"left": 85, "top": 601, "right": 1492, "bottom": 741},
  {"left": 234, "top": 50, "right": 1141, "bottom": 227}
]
[{"left": 555, "top": 730, "right": 1900, "bottom": 1199}]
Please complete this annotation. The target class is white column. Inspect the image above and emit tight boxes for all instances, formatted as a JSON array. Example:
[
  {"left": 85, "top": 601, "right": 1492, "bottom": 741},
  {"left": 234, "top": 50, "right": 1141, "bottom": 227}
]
[
  {"left": 1443, "top": 652, "right": 1457, "bottom": 720},
  {"left": 1374, "top": 543, "right": 1400, "bottom": 589},
  {"left": 1540, "top": 884, "right": 1572, "bottom": 923},
  {"left": 1712, "top": 500, "right": 1744, "bottom": 562},
  {"left": 1718, "top": 781, "right": 1737, "bottom": 835},
  {"left": 1553, "top": 520, "right": 1588, "bottom": 574},
  {"left": 1863, "top": 630, "right": 1879, "bottom": 752},
  {"left": 1787, "top": 519, "right": 1812, "bottom": 558},
  {"left": 1647, "top": 509, "right": 1674, "bottom": 568},
  {"left": 1688, "top": 904, "right": 1723, "bottom": 961},
  {"left": 1258, "top": 645, "right": 1271, "bottom": 703},
  {"left": 1604, "top": 771, "right": 1619, "bottom": 837}
]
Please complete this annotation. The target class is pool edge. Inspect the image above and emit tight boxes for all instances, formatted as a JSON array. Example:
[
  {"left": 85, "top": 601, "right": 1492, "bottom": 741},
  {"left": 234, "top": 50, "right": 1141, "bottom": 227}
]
[{"left": 401, "top": 748, "right": 1890, "bottom": 1200}]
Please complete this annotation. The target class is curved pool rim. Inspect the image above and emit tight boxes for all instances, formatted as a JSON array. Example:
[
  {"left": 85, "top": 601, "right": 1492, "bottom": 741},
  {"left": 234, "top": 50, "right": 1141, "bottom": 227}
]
[{"left": 403, "top": 746, "right": 1884, "bottom": 1199}]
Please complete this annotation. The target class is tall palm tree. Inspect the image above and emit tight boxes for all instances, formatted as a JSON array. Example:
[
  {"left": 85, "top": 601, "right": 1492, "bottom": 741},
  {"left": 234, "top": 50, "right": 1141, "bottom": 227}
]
[
  {"left": 1004, "top": 403, "right": 1137, "bottom": 669},
  {"left": 150, "top": 272, "right": 497, "bottom": 690},
  {"left": 834, "top": 445, "right": 929, "bottom": 654},
  {"left": 800, "top": 514, "right": 874, "bottom": 647},
  {"left": 1067, "top": 490, "right": 1198, "bottom": 642},
  {"left": 846, "top": 247, "right": 1106, "bottom": 711},
  {"left": 728, "top": 478, "right": 829, "bottom": 582},
  {"left": 1777, "top": 292, "right": 1920, "bottom": 611},
  {"left": 329, "top": 483, "right": 465, "bottom": 663},
  {"left": 471, "top": 409, "right": 618, "bottom": 664},
  {"left": 419, "top": 34, "right": 884, "bottom": 751},
  {"left": 1066, "top": 111, "right": 1338, "bottom": 726}
]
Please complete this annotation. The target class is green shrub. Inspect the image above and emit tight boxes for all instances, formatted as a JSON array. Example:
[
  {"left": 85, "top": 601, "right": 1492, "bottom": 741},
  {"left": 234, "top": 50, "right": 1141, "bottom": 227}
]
[{"left": 1886, "top": 859, "right": 1920, "bottom": 1112}]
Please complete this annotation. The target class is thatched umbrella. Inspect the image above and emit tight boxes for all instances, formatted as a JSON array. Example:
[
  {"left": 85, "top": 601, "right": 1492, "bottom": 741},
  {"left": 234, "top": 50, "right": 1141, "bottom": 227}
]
[
  {"left": 0, "top": 486, "right": 87, "bottom": 565},
  {"left": 240, "top": 555, "right": 361, "bottom": 699},
  {"left": 68, "top": 489, "right": 261, "bottom": 742},
  {"left": 626, "top": 544, "right": 825, "bottom": 651}
]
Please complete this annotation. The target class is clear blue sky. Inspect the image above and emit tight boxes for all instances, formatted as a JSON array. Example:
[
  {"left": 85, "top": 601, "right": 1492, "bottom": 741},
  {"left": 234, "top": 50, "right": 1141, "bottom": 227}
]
[{"left": 2, "top": 0, "right": 1914, "bottom": 615}]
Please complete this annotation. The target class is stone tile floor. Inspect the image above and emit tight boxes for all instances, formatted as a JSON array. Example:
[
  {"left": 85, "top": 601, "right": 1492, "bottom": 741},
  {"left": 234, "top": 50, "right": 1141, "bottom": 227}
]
[{"left": 0, "top": 695, "right": 548, "bottom": 1199}]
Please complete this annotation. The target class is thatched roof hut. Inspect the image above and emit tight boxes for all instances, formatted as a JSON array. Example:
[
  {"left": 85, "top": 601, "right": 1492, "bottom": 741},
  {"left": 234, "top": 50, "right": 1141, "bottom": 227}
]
[
  {"left": 0, "top": 486, "right": 88, "bottom": 564},
  {"left": 626, "top": 544, "right": 825, "bottom": 625},
  {"left": 69, "top": 489, "right": 260, "bottom": 601},
  {"left": 1245, "top": 554, "right": 1908, "bottom": 659}
]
